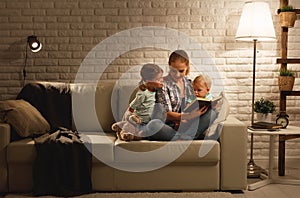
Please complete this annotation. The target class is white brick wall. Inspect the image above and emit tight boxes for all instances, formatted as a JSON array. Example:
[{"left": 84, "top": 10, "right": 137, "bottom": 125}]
[{"left": 0, "top": 0, "right": 300, "bottom": 159}]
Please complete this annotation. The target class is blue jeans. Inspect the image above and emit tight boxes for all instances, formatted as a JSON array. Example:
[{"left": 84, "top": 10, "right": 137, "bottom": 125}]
[{"left": 145, "top": 109, "right": 217, "bottom": 141}]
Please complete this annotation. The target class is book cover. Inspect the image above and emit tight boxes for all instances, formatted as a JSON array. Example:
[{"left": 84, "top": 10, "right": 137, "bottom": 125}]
[
  {"left": 249, "top": 122, "right": 283, "bottom": 130},
  {"left": 183, "top": 95, "right": 222, "bottom": 112}
]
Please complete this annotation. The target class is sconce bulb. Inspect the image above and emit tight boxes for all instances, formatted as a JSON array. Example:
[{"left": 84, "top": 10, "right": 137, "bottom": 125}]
[{"left": 27, "top": 35, "right": 42, "bottom": 52}]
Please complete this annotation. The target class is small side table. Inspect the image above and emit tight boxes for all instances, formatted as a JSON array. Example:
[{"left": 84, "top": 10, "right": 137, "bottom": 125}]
[{"left": 247, "top": 126, "right": 300, "bottom": 191}]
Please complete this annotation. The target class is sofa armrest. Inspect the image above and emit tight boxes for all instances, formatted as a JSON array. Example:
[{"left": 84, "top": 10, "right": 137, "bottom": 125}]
[
  {"left": 0, "top": 123, "right": 10, "bottom": 192},
  {"left": 0, "top": 123, "right": 11, "bottom": 149},
  {"left": 219, "top": 116, "right": 247, "bottom": 190}
]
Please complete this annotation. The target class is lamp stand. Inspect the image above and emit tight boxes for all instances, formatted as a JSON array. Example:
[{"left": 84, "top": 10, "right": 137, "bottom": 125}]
[
  {"left": 247, "top": 134, "right": 267, "bottom": 177},
  {"left": 247, "top": 39, "right": 267, "bottom": 178},
  {"left": 23, "top": 39, "right": 28, "bottom": 87},
  {"left": 251, "top": 39, "right": 257, "bottom": 127}
]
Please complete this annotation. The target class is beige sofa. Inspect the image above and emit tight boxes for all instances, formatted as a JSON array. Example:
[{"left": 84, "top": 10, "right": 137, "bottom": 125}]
[{"left": 0, "top": 81, "right": 247, "bottom": 193}]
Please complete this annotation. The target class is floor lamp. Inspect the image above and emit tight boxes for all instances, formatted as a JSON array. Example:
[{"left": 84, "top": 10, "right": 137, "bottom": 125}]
[{"left": 235, "top": 1, "right": 276, "bottom": 178}]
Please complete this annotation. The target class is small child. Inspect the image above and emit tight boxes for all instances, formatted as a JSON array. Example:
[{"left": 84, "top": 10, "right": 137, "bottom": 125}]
[
  {"left": 192, "top": 74, "right": 213, "bottom": 100},
  {"left": 112, "top": 63, "right": 163, "bottom": 141},
  {"left": 192, "top": 74, "right": 222, "bottom": 111},
  {"left": 174, "top": 74, "right": 216, "bottom": 140},
  {"left": 191, "top": 74, "right": 229, "bottom": 139},
  {"left": 172, "top": 73, "right": 228, "bottom": 141}
]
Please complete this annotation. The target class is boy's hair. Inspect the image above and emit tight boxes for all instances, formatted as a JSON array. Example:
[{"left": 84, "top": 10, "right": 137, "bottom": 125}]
[
  {"left": 168, "top": 50, "right": 190, "bottom": 75},
  {"left": 139, "top": 63, "right": 163, "bottom": 91},
  {"left": 193, "top": 74, "right": 212, "bottom": 89}
]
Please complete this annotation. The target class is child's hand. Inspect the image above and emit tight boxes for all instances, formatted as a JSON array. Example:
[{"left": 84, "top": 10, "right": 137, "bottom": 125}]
[{"left": 212, "top": 100, "right": 222, "bottom": 110}]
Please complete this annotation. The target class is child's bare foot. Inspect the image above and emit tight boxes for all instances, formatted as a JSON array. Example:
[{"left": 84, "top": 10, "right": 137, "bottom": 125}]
[
  {"left": 112, "top": 121, "right": 126, "bottom": 132},
  {"left": 119, "top": 130, "right": 144, "bottom": 141},
  {"left": 128, "top": 114, "right": 141, "bottom": 125},
  {"left": 120, "top": 131, "right": 135, "bottom": 141}
]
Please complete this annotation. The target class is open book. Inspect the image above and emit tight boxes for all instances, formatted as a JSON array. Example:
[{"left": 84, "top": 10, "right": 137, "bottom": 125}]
[{"left": 183, "top": 95, "right": 223, "bottom": 112}]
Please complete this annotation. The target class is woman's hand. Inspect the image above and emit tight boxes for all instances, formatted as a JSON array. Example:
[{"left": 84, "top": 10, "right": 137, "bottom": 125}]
[
  {"left": 182, "top": 106, "right": 208, "bottom": 121},
  {"left": 198, "top": 106, "right": 208, "bottom": 116}
]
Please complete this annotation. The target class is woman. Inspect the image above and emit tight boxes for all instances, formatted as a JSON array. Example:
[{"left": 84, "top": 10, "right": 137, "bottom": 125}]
[{"left": 146, "top": 50, "right": 216, "bottom": 141}]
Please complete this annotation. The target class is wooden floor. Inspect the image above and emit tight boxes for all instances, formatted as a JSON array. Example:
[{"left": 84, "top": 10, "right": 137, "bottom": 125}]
[{"left": 232, "top": 158, "right": 300, "bottom": 198}]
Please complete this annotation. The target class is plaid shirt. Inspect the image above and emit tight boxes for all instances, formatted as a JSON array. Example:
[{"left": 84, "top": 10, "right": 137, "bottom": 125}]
[{"left": 156, "top": 75, "right": 195, "bottom": 113}]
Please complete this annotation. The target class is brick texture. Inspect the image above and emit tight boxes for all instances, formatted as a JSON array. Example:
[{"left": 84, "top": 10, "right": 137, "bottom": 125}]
[{"left": 0, "top": 0, "right": 300, "bottom": 159}]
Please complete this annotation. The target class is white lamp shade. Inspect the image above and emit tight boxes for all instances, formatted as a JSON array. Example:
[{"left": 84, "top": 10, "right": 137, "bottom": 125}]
[{"left": 235, "top": 1, "right": 276, "bottom": 42}]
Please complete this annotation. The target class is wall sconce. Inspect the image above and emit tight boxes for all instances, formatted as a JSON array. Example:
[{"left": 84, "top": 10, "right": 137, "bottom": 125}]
[
  {"left": 27, "top": 35, "right": 42, "bottom": 53},
  {"left": 23, "top": 35, "right": 42, "bottom": 83}
]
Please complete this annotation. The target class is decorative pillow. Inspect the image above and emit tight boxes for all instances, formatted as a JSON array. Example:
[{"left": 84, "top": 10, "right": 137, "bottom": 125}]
[{"left": 0, "top": 99, "right": 50, "bottom": 138}]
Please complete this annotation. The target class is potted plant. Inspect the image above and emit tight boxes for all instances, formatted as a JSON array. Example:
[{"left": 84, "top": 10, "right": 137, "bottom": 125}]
[
  {"left": 279, "top": 5, "right": 297, "bottom": 28},
  {"left": 278, "top": 68, "right": 295, "bottom": 91},
  {"left": 254, "top": 97, "right": 276, "bottom": 122}
]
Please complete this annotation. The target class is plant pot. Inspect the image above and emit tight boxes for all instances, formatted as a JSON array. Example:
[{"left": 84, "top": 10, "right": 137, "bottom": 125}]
[
  {"left": 278, "top": 76, "right": 295, "bottom": 91},
  {"left": 256, "top": 113, "right": 272, "bottom": 123},
  {"left": 280, "top": 12, "right": 297, "bottom": 28}
]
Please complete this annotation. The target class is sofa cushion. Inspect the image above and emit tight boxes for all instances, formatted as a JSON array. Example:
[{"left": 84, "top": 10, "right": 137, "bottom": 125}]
[
  {"left": 0, "top": 100, "right": 50, "bottom": 138},
  {"left": 7, "top": 132, "right": 117, "bottom": 164},
  {"left": 114, "top": 139, "right": 219, "bottom": 164},
  {"left": 81, "top": 132, "right": 116, "bottom": 164}
]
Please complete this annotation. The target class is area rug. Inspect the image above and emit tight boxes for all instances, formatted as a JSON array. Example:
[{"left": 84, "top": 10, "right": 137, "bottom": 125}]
[{"left": 4, "top": 192, "right": 244, "bottom": 198}]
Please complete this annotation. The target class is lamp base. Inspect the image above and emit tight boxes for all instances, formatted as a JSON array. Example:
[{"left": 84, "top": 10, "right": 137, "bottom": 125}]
[{"left": 247, "top": 159, "right": 268, "bottom": 178}]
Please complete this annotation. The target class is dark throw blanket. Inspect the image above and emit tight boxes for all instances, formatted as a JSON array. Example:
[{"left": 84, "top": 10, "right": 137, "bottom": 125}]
[
  {"left": 33, "top": 128, "right": 92, "bottom": 197},
  {"left": 16, "top": 82, "right": 73, "bottom": 131}
]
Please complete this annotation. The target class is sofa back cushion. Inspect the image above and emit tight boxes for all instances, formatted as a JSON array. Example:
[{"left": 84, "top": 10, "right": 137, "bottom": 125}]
[
  {"left": 115, "top": 85, "right": 138, "bottom": 121},
  {"left": 15, "top": 81, "right": 138, "bottom": 134},
  {"left": 71, "top": 82, "right": 116, "bottom": 132}
]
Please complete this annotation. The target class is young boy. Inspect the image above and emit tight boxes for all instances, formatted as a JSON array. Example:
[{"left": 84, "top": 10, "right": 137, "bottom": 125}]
[{"left": 111, "top": 63, "right": 163, "bottom": 141}]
